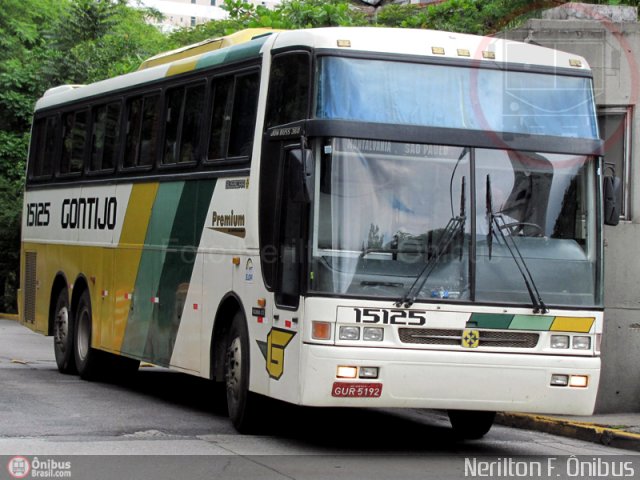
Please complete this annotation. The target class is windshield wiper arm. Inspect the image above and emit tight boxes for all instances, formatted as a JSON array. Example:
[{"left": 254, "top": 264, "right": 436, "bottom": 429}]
[
  {"left": 394, "top": 215, "right": 465, "bottom": 308},
  {"left": 486, "top": 175, "right": 548, "bottom": 314}
]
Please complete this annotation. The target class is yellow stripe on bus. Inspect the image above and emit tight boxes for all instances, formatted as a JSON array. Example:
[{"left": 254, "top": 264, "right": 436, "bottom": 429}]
[
  {"left": 550, "top": 317, "right": 595, "bottom": 333},
  {"left": 112, "top": 183, "right": 159, "bottom": 352},
  {"left": 166, "top": 57, "right": 200, "bottom": 77}
]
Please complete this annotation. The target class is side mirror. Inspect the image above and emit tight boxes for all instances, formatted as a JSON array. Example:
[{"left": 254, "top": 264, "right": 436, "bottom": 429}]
[
  {"left": 288, "top": 149, "right": 313, "bottom": 203},
  {"left": 603, "top": 176, "right": 621, "bottom": 226}
]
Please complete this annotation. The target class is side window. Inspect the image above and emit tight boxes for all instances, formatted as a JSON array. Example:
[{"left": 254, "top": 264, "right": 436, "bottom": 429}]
[
  {"left": 228, "top": 72, "right": 259, "bottom": 158},
  {"left": 90, "top": 102, "right": 121, "bottom": 172},
  {"left": 163, "top": 87, "right": 184, "bottom": 164},
  {"left": 162, "top": 82, "right": 206, "bottom": 165},
  {"left": 124, "top": 94, "right": 160, "bottom": 169},
  {"left": 208, "top": 76, "right": 233, "bottom": 161},
  {"left": 207, "top": 70, "right": 259, "bottom": 162},
  {"left": 60, "top": 110, "right": 87, "bottom": 175},
  {"left": 31, "top": 116, "right": 57, "bottom": 179},
  {"left": 181, "top": 83, "right": 206, "bottom": 163},
  {"left": 265, "top": 52, "right": 311, "bottom": 128}
]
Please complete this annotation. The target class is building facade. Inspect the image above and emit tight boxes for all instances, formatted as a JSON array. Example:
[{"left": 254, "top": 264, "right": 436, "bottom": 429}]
[
  {"left": 130, "top": 0, "right": 281, "bottom": 31},
  {"left": 501, "top": 2, "right": 640, "bottom": 413}
]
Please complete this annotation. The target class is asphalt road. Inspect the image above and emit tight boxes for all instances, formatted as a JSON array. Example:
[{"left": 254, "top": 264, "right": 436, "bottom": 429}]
[{"left": 0, "top": 318, "right": 637, "bottom": 480}]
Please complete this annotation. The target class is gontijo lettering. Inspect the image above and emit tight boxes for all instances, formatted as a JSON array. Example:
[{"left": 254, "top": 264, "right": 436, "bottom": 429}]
[{"left": 61, "top": 197, "right": 117, "bottom": 230}]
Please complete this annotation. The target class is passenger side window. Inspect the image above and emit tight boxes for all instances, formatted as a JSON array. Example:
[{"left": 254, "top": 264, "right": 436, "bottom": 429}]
[
  {"left": 31, "top": 116, "right": 58, "bottom": 179},
  {"left": 228, "top": 73, "right": 259, "bottom": 158},
  {"left": 162, "top": 82, "right": 206, "bottom": 165},
  {"left": 124, "top": 94, "right": 160, "bottom": 169},
  {"left": 60, "top": 110, "right": 88, "bottom": 175},
  {"left": 90, "top": 102, "right": 121, "bottom": 172},
  {"left": 208, "top": 76, "right": 233, "bottom": 161},
  {"left": 207, "top": 70, "right": 259, "bottom": 162}
]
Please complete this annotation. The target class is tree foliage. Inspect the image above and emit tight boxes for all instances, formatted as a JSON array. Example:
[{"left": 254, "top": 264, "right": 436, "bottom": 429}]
[{"left": 0, "top": 0, "right": 170, "bottom": 312}]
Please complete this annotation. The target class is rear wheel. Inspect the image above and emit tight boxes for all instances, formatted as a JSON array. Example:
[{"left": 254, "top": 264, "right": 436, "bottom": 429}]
[
  {"left": 74, "top": 290, "right": 103, "bottom": 380},
  {"left": 225, "top": 311, "right": 263, "bottom": 433},
  {"left": 448, "top": 410, "right": 495, "bottom": 440},
  {"left": 53, "top": 288, "right": 76, "bottom": 374}
]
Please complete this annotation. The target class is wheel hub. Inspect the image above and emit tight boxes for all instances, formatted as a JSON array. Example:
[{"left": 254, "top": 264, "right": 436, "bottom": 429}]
[
  {"left": 77, "top": 309, "right": 90, "bottom": 362},
  {"left": 226, "top": 337, "right": 242, "bottom": 400},
  {"left": 54, "top": 307, "right": 69, "bottom": 351}
]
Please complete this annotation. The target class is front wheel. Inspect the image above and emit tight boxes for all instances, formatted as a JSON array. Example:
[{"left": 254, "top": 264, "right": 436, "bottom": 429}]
[
  {"left": 53, "top": 288, "right": 76, "bottom": 374},
  {"left": 448, "top": 410, "right": 495, "bottom": 440},
  {"left": 225, "top": 311, "right": 263, "bottom": 433}
]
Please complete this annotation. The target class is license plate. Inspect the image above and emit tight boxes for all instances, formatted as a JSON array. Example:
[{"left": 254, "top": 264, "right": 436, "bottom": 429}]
[{"left": 332, "top": 382, "right": 383, "bottom": 398}]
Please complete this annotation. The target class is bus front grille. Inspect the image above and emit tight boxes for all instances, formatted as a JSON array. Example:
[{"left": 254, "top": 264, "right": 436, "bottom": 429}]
[{"left": 398, "top": 328, "right": 540, "bottom": 349}]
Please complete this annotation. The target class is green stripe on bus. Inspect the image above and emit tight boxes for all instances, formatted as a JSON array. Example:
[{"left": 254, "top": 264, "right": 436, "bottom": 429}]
[
  {"left": 195, "top": 37, "right": 267, "bottom": 70},
  {"left": 509, "top": 315, "right": 554, "bottom": 331},
  {"left": 144, "top": 179, "right": 217, "bottom": 365},
  {"left": 468, "top": 313, "right": 514, "bottom": 329},
  {"left": 121, "top": 182, "right": 186, "bottom": 358}
]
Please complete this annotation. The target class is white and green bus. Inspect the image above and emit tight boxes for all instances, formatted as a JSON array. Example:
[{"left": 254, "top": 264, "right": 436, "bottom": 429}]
[{"left": 21, "top": 27, "right": 612, "bottom": 438}]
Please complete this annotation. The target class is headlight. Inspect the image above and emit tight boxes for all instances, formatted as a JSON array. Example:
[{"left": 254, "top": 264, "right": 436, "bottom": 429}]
[
  {"left": 339, "top": 326, "right": 360, "bottom": 341},
  {"left": 550, "top": 374, "right": 569, "bottom": 386},
  {"left": 551, "top": 335, "right": 570, "bottom": 349},
  {"left": 572, "top": 336, "right": 591, "bottom": 350},
  {"left": 363, "top": 327, "right": 384, "bottom": 342}
]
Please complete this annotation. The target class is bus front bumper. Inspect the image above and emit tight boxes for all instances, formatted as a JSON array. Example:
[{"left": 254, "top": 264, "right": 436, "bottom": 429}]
[{"left": 300, "top": 344, "right": 600, "bottom": 415}]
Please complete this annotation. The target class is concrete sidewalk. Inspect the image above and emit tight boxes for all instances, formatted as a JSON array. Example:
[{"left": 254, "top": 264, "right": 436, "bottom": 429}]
[{"left": 497, "top": 412, "right": 640, "bottom": 452}]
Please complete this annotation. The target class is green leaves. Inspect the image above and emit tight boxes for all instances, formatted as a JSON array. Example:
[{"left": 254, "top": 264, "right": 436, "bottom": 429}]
[{"left": 0, "top": 0, "right": 173, "bottom": 312}]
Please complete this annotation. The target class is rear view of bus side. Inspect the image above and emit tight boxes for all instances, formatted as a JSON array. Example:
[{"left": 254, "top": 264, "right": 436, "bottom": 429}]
[{"left": 21, "top": 28, "right": 606, "bottom": 438}]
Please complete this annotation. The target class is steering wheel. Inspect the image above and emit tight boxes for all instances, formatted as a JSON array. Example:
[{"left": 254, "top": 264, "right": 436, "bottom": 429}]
[{"left": 498, "top": 222, "right": 544, "bottom": 237}]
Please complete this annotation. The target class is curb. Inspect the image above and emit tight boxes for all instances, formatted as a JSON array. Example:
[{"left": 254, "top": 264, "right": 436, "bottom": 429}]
[{"left": 496, "top": 413, "right": 640, "bottom": 452}]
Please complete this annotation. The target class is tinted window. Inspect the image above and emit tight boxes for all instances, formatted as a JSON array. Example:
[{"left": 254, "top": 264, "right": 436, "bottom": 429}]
[
  {"left": 180, "top": 84, "right": 206, "bottom": 163},
  {"left": 266, "top": 52, "right": 310, "bottom": 128},
  {"left": 163, "top": 87, "right": 183, "bottom": 164},
  {"left": 31, "top": 116, "right": 57, "bottom": 178},
  {"left": 208, "top": 76, "right": 233, "bottom": 160},
  {"left": 124, "top": 94, "right": 160, "bottom": 168},
  {"left": 163, "top": 82, "right": 206, "bottom": 165},
  {"left": 90, "top": 102, "right": 121, "bottom": 172},
  {"left": 208, "top": 71, "right": 259, "bottom": 161},
  {"left": 60, "top": 110, "right": 87, "bottom": 175},
  {"left": 228, "top": 72, "right": 259, "bottom": 157}
]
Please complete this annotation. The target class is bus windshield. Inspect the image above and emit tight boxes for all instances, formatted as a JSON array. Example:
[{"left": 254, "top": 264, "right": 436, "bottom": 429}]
[
  {"left": 310, "top": 138, "right": 601, "bottom": 308},
  {"left": 316, "top": 56, "right": 598, "bottom": 139}
]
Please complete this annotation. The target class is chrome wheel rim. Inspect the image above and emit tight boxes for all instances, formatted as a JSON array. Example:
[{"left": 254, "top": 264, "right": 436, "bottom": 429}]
[
  {"left": 226, "top": 336, "right": 242, "bottom": 402},
  {"left": 77, "top": 308, "right": 91, "bottom": 362},
  {"left": 54, "top": 306, "right": 69, "bottom": 352}
]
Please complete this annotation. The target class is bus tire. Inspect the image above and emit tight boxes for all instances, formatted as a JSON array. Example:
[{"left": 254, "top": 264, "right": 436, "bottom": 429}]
[
  {"left": 224, "top": 311, "right": 263, "bottom": 433},
  {"left": 53, "top": 288, "right": 77, "bottom": 374},
  {"left": 73, "top": 290, "right": 103, "bottom": 381},
  {"left": 448, "top": 410, "right": 495, "bottom": 440}
]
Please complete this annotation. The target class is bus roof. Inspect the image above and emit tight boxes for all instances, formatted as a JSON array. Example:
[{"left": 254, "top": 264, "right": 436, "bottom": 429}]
[
  {"left": 137, "top": 28, "right": 278, "bottom": 70},
  {"left": 34, "top": 27, "right": 590, "bottom": 112}
]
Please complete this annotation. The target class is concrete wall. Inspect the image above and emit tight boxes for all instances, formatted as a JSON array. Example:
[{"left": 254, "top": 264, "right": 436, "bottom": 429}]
[{"left": 500, "top": 3, "right": 640, "bottom": 413}]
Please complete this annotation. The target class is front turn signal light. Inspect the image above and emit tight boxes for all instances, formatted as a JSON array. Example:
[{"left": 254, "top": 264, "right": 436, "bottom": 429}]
[{"left": 312, "top": 321, "right": 332, "bottom": 340}]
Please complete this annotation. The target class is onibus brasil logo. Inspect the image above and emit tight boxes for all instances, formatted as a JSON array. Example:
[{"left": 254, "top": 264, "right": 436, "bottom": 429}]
[
  {"left": 7, "top": 456, "right": 71, "bottom": 478},
  {"left": 7, "top": 456, "right": 30, "bottom": 479}
]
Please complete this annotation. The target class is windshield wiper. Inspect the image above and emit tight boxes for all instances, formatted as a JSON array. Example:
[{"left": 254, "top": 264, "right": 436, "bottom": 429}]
[
  {"left": 395, "top": 175, "right": 467, "bottom": 308},
  {"left": 486, "top": 174, "right": 548, "bottom": 314},
  {"left": 394, "top": 216, "right": 465, "bottom": 308}
]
